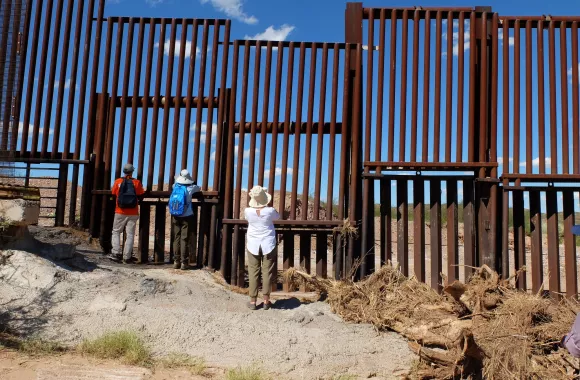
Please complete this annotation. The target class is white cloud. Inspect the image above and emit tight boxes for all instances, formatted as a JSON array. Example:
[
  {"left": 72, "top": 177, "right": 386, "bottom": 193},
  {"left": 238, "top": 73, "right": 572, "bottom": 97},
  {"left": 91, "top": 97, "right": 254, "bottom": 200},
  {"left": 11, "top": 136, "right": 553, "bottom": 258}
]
[
  {"left": 498, "top": 30, "right": 515, "bottom": 47},
  {"left": 533, "top": 157, "right": 551, "bottom": 167},
  {"left": 145, "top": 0, "right": 165, "bottom": 6},
  {"left": 520, "top": 157, "right": 551, "bottom": 169},
  {"left": 200, "top": 122, "right": 216, "bottom": 134},
  {"left": 245, "top": 24, "right": 295, "bottom": 42},
  {"left": 568, "top": 63, "right": 580, "bottom": 83},
  {"left": 53, "top": 78, "right": 78, "bottom": 90},
  {"left": 264, "top": 167, "right": 293, "bottom": 179},
  {"left": 497, "top": 157, "right": 513, "bottom": 165},
  {"left": 231, "top": 145, "right": 257, "bottom": 160},
  {"left": 190, "top": 122, "right": 217, "bottom": 144},
  {"left": 209, "top": 144, "right": 264, "bottom": 162},
  {"left": 155, "top": 40, "right": 200, "bottom": 59},
  {"left": 200, "top": 0, "right": 258, "bottom": 25},
  {"left": 13, "top": 122, "right": 53, "bottom": 136},
  {"left": 445, "top": 25, "right": 515, "bottom": 56},
  {"left": 442, "top": 29, "right": 470, "bottom": 56}
]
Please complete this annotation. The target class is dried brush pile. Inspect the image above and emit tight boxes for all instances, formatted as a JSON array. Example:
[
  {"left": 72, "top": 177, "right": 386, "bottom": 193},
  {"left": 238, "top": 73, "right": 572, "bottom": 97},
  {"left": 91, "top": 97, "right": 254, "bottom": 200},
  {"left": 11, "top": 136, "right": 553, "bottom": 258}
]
[{"left": 284, "top": 265, "right": 580, "bottom": 379}]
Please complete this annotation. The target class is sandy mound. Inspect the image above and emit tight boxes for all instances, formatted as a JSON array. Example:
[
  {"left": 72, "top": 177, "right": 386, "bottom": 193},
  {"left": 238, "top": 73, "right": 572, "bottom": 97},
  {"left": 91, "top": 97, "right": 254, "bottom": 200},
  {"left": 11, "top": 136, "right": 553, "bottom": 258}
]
[{"left": 0, "top": 235, "right": 415, "bottom": 379}]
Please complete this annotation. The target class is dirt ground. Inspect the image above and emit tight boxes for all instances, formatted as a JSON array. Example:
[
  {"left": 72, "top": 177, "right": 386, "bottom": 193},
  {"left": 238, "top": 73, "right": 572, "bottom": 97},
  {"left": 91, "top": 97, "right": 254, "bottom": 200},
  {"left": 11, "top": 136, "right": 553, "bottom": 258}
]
[
  {"left": 0, "top": 350, "right": 215, "bottom": 380},
  {"left": 0, "top": 227, "right": 415, "bottom": 380}
]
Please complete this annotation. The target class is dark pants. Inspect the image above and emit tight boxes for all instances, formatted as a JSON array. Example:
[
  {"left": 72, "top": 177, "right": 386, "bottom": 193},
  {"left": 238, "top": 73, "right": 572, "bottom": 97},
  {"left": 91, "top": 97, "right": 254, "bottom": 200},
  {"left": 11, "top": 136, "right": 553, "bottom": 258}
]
[{"left": 172, "top": 215, "right": 194, "bottom": 264}]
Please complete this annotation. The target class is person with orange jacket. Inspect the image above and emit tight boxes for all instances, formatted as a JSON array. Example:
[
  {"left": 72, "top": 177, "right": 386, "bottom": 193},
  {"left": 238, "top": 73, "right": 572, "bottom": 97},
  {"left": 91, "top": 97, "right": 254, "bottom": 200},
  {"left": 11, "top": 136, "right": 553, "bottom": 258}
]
[{"left": 110, "top": 163, "right": 145, "bottom": 263}]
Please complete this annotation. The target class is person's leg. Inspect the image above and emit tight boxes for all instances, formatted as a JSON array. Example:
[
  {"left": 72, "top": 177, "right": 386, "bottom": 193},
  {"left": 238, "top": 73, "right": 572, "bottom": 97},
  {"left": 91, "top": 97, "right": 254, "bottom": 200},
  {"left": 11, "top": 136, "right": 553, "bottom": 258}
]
[
  {"left": 180, "top": 215, "right": 191, "bottom": 268},
  {"left": 123, "top": 215, "right": 139, "bottom": 261},
  {"left": 262, "top": 246, "right": 277, "bottom": 307},
  {"left": 247, "top": 250, "right": 261, "bottom": 308},
  {"left": 111, "top": 214, "right": 128, "bottom": 258},
  {"left": 172, "top": 217, "right": 182, "bottom": 268}
]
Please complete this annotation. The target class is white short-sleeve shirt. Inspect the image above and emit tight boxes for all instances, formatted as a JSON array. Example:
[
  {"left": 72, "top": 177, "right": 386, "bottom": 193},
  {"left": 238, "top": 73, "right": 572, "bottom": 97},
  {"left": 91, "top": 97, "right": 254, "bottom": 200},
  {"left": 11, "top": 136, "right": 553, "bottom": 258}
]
[{"left": 244, "top": 207, "right": 280, "bottom": 255}]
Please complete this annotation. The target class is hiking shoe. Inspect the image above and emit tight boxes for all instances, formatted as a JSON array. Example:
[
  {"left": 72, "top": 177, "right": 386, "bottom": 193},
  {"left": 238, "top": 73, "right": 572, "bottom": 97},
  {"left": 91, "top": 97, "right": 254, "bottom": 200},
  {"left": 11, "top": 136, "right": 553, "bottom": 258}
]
[
  {"left": 108, "top": 254, "right": 121, "bottom": 262},
  {"left": 247, "top": 302, "right": 257, "bottom": 311},
  {"left": 173, "top": 262, "right": 181, "bottom": 269},
  {"left": 263, "top": 302, "right": 272, "bottom": 311},
  {"left": 180, "top": 263, "right": 190, "bottom": 270}
]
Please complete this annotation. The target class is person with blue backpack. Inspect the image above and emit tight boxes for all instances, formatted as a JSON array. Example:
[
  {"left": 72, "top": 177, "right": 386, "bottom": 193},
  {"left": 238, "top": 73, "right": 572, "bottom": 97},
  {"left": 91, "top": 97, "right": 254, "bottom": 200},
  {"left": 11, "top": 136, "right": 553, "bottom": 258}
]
[{"left": 169, "top": 169, "right": 201, "bottom": 270}]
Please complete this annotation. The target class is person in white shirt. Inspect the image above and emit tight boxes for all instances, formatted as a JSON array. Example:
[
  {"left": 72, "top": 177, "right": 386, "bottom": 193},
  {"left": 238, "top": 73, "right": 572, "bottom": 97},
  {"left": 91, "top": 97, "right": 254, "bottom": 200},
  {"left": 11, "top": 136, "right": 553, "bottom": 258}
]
[{"left": 244, "top": 186, "right": 280, "bottom": 310}]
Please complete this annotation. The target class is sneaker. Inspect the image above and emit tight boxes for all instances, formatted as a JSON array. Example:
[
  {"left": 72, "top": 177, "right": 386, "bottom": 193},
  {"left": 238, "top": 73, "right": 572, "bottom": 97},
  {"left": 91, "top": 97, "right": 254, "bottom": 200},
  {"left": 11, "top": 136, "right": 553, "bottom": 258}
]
[
  {"left": 122, "top": 259, "right": 131, "bottom": 264},
  {"left": 263, "top": 302, "right": 272, "bottom": 310},
  {"left": 173, "top": 262, "right": 181, "bottom": 269},
  {"left": 180, "top": 263, "right": 190, "bottom": 270},
  {"left": 108, "top": 254, "right": 121, "bottom": 262},
  {"left": 247, "top": 302, "right": 257, "bottom": 311}
]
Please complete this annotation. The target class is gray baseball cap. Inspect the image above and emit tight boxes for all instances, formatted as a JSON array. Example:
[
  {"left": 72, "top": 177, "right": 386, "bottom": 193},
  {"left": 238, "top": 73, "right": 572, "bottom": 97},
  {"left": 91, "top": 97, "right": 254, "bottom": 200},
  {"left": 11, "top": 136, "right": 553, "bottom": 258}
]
[{"left": 123, "top": 163, "right": 135, "bottom": 174}]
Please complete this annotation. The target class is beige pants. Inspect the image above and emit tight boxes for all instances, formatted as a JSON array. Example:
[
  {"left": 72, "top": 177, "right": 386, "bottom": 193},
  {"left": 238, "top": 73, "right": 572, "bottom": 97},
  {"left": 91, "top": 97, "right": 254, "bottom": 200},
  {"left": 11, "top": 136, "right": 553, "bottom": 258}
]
[
  {"left": 111, "top": 214, "right": 139, "bottom": 260},
  {"left": 247, "top": 246, "right": 277, "bottom": 298}
]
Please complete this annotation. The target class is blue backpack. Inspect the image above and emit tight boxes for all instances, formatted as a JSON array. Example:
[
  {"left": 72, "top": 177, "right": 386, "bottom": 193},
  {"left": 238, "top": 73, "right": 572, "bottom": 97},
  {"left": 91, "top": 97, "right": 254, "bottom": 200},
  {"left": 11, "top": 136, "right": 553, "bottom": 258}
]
[{"left": 168, "top": 184, "right": 188, "bottom": 216}]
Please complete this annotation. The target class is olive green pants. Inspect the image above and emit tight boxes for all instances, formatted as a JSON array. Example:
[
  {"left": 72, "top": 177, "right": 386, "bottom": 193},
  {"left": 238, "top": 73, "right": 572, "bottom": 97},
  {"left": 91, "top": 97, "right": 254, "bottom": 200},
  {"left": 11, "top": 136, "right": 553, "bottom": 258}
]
[
  {"left": 247, "top": 246, "right": 277, "bottom": 298},
  {"left": 171, "top": 215, "right": 194, "bottom": 264}
]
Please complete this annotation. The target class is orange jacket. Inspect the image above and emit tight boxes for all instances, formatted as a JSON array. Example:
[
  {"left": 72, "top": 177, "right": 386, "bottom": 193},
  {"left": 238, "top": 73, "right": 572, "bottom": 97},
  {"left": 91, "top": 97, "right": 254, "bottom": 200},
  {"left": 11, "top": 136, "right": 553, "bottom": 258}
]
[{"left": 111, "top": 176, "right": 145, "bottom": 215}]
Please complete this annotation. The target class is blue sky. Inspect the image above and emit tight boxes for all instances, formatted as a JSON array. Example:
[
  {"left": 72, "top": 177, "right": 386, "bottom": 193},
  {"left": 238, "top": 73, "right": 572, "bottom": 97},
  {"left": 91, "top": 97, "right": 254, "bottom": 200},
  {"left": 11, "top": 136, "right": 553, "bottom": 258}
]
[{"left": 14, "top": 0, "right": 580, "bottom": 215}]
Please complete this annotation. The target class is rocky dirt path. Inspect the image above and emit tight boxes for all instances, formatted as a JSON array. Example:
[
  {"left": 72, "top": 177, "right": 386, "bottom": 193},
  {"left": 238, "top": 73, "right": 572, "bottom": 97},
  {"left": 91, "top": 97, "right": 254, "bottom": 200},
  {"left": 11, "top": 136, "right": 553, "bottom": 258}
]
[{"left": 0, "top": 228, "right": 415, "bottom": 380}]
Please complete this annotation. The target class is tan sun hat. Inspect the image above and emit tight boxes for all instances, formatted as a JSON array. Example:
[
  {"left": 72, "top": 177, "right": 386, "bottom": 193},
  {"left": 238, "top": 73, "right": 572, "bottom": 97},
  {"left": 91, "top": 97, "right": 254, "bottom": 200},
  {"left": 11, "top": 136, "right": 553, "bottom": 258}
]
[{"left": 248, "top": 186, "right": 272, "bottom": 208}]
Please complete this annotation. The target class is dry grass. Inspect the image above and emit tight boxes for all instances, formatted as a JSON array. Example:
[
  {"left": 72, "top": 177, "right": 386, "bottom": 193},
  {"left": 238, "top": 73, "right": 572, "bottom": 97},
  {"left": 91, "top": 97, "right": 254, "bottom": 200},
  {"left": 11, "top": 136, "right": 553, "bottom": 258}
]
[
  {"left": 225, "top": 364, "right": 270, "bottom": 380},
  {"left": 79, "top": 331, "right": 152, "bottom": 366},
  {"left": 212, "top": 271, "right": 249, "bottom": 295},
  {"left": 333, "top": 219, "right": 359, "bottom": 239},
  {"left": 18, "top": 339, "right": 66, "bottom": 356},
  {"left": 327, "top": 375, "right": 357, "bottom": 380},
  {"left": 157, "top": 352, "right": 206, "bottom": 375},
  {"left": 286, "top": 264, "right": 580, "bottom": 379}
]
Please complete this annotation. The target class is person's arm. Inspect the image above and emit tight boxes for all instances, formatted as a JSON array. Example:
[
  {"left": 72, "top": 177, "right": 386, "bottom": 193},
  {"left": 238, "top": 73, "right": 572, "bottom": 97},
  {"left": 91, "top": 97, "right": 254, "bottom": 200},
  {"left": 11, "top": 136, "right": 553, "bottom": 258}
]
[
  {"left": 191, "top": 183, "right": 203, "bottom": 200},
  {"left": 271, "top": 208, "right": 281, "bottom": 221},
  {"left": 186, "top": 185, "right": 196, "bottom": 205},
  {"left": 111, "top": 179, "right": 119, "bottom": 197},
  {"left": 187, "top": 184, "right": 200, "bottom": 196},
  {"left": 136, "top": 180, "right": 145, "bottom": 201}
]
